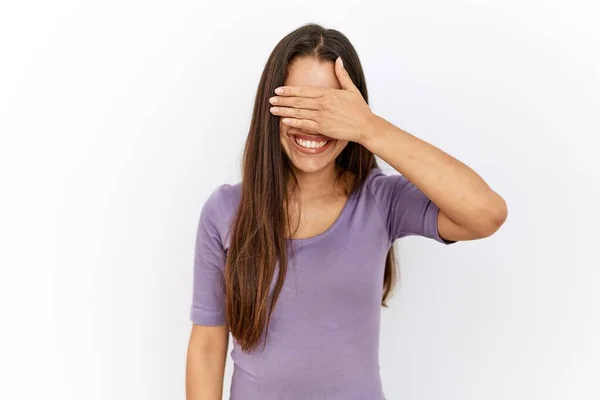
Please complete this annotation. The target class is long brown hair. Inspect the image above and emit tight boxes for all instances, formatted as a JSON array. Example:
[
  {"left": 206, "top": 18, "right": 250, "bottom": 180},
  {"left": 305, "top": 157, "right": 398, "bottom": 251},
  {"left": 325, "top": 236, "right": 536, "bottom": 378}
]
[{"left": 225, "top": 23, "right": 398, "bottom": 352}]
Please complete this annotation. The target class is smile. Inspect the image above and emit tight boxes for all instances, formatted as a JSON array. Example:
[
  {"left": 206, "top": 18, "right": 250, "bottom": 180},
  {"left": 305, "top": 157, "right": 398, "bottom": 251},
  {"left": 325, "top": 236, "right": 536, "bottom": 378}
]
[
  {"left": 294, "top": 137, "right": 328, "bottom": 149},
  {"left": 288, "top": 132, "right": 334, "bottom": 155}
]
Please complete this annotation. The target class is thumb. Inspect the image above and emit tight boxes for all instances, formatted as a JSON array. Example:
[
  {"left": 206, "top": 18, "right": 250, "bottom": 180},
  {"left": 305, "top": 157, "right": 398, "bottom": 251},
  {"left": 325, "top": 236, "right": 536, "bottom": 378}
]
[{"left": 335, "top": 56, "right": 359, "bottom": 93}]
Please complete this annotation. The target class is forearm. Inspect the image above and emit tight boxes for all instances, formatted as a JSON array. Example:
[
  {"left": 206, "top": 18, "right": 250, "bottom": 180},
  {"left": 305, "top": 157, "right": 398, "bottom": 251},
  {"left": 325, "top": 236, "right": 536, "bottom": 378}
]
[
  {"left": 360, "top": 115, "right": 507, "bottom": 232},
  {"left": 186, "top": 340, "right": 227, "bottom": 400}
]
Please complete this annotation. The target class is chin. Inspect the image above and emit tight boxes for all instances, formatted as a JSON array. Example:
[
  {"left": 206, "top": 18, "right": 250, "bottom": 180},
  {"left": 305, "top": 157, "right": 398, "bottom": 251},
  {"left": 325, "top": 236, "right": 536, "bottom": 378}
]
[{"left": 289, "top": 158, "right": 335, "bottom": 174}]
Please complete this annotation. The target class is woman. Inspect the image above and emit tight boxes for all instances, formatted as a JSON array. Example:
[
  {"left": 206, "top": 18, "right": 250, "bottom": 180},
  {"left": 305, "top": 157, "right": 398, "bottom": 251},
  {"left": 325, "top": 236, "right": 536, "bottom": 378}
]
[{"left": 186, "top": 23, "right": 507, "bottom": 400}]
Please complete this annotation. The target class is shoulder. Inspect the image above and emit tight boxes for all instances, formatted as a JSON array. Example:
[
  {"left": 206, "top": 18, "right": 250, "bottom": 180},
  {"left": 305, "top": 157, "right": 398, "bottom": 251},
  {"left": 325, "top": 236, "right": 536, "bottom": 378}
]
[
  {"left": 199, "top": 181, "right": 242, "bottom": 242},
  {"left": 203, "top": 181, "right": 242, "bottom": 214},
  {"left": 361, "top": 167, "right": 403, "bottom": 202}
]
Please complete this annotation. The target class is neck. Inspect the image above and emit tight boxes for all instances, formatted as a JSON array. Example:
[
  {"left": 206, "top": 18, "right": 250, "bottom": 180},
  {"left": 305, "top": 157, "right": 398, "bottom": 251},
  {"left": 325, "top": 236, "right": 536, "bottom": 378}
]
[{"left": 289, "top": 163, "right": 340, "bottom": 200}]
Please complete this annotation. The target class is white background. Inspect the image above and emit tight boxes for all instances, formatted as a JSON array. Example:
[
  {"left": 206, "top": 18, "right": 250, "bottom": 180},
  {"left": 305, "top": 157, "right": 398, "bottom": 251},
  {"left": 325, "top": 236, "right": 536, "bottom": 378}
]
[{"left": 1, "top": 0, "right": 599, "bottom": 399}]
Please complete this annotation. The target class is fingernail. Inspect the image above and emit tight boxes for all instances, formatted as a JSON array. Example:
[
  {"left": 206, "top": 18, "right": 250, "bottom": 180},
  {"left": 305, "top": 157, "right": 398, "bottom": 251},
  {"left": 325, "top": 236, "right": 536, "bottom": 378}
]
[
  {"left": 269, "top": 96, "right": 277, "bottom": 104},
  {"left": 338, "top": 56, "right": 344, "bottom": 68},
  {"left": 270, "top": 107, "right": 279, "bottom": 113},
  {"left": 275, "top": 87, "right": 284, "bottom": 94}
]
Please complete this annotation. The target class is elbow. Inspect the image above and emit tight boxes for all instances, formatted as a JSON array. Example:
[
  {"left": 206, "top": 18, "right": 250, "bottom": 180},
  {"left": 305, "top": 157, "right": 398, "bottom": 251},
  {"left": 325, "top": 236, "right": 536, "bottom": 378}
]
[{"left": 472, "top": 194, "right": 508, "bottom": 238}]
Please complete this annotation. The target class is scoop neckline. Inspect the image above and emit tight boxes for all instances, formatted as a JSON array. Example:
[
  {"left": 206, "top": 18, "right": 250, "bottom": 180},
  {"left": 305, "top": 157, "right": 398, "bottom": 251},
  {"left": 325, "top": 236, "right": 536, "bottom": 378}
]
[{"left": 286, "top": 180, "right": 361, "bottom": 245}]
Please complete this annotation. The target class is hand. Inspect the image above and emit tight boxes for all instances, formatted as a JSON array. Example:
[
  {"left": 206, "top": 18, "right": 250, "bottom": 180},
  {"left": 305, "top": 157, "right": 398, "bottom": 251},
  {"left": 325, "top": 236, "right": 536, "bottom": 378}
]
[{"left": 268, "top": 57, "right": 377, "bottom": 144}]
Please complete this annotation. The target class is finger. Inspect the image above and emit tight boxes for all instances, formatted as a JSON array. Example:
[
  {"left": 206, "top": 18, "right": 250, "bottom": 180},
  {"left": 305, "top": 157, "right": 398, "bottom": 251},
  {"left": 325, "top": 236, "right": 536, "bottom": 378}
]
[
  {"left": 281, "top": 118, "right": 321, "bottom": 132},
  {"left": 334, "top": 56, "right": 359, "bottom": 93},
  {"left": 270, "top": 106, "right": 319, "bottom": 120},
  {"left": 268, "top": 96, "right": 321, "bottom": 110},
  {"left": 274, "top": 86, "right": 325, "bottom": 98}
]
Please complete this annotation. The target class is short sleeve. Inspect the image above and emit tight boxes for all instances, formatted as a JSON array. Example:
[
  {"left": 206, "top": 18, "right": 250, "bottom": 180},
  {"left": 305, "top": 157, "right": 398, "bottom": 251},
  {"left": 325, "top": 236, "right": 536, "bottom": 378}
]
[
  {"left": 190, "top": 185, "right": 230, "bottom": 326},
  {"left": 368, "top": 170, "right": 456, "bottom": 245}
]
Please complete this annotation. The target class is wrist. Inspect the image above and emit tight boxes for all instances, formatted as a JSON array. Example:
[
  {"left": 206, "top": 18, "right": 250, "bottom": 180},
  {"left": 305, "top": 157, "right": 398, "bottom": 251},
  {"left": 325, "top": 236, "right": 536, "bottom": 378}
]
[{"left": 358, "top": 114, "right": 388, "bottom": 150}]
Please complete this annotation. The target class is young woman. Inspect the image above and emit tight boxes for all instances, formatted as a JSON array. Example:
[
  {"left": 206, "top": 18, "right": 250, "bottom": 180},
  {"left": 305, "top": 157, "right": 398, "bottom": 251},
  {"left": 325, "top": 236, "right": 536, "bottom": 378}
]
[{"left": 186, "top": 23, "right": 507, "bottom": 400}]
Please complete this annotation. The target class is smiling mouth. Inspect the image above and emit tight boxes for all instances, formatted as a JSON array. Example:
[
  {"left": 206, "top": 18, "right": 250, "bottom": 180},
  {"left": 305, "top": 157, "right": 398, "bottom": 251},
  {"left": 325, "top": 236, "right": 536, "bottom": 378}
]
[
  {"left": 293, "top": 136, "right": 329, "bottom": 149},
  {"left": 287, "top": 130, "right": 334, "bottom": 154}
]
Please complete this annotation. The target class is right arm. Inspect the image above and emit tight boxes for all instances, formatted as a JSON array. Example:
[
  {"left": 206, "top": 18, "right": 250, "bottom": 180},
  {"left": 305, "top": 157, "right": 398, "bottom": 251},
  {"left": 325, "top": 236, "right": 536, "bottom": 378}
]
[
  {"left": 186, "top": 184, "right": 232, "bottom": 399},
  {"left": 186, "top": 324, "right": 229, "bottom": 400}
]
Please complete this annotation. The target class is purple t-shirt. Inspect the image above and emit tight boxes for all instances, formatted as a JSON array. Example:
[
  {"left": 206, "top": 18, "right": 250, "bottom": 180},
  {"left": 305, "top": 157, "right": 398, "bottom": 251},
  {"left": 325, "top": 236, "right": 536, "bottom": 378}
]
[{"left": 191, "top": 167, "right": 454, "bottom": 399}]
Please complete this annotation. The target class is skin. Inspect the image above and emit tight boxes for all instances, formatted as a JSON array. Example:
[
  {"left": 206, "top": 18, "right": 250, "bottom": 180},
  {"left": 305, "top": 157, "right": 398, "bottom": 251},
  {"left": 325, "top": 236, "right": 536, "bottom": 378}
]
[
  {"left": 186, "top": 324, "right": 228, "bottom": 400},
  {"left": 279, "top": 58, "right": 349, "bottom": 175},
  {"left": 278, "top": 56, "right": 356, "bottom": 239},
  {"left": 270, "top": 56, "right": 508, "bottom": 241}
]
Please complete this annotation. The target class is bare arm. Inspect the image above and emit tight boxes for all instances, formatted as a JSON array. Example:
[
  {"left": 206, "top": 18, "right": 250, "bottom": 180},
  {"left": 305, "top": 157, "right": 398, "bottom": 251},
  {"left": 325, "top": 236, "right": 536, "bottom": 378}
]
[
  {"left": 360, "top": 115, "right": 508, "bottom": 242},
  {"left": 186, "top": 324, "right": 229, "bottom": 400}
]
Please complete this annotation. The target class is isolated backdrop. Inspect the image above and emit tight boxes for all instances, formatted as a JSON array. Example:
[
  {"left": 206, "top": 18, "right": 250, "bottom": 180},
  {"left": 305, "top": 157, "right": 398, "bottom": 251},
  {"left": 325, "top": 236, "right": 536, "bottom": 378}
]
[{"left": 1, "top": 0, "right": 599, "bottom": 399}]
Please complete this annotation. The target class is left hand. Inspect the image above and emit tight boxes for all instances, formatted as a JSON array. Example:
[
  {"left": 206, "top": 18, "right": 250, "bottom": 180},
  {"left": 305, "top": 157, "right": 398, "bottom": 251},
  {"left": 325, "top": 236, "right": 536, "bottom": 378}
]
[{"left": 269, "top": 57, "right": 377, "bottom": 144}]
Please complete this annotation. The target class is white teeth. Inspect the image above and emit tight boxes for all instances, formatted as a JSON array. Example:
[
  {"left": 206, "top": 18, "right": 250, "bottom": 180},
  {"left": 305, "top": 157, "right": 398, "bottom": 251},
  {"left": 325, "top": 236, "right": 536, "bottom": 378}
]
[{"left": 294, "top": 137, "right": 328, "bottom": 149}]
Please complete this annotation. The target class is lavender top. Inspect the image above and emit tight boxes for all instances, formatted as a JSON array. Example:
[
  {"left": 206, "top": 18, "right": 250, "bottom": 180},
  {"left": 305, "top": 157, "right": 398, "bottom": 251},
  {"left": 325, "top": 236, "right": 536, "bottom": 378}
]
[{"left": 191, "top": 167, "right": 454, "bottom": 399}]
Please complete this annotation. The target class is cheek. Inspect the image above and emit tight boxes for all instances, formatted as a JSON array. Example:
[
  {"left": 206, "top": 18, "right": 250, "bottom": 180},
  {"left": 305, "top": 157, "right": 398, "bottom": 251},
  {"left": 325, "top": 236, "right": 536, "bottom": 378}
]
[
  {"left": 279, "top": 120, "right": 286, "bottom": 137},
  {"left": 279, "top": 121, "right": 284, "bottom": 139},
  {"left": 334, "top": 140, "right": 350, "bottom": 154},
  {"left": 279, "top": 122, "right": 291, "bottom": 149}
]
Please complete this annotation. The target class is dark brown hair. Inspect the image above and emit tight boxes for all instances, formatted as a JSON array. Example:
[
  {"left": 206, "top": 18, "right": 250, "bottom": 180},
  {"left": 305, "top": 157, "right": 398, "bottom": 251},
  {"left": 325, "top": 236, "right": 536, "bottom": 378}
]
[{"left": 225, "top": 23, "right": 398, "bottom": 352}]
